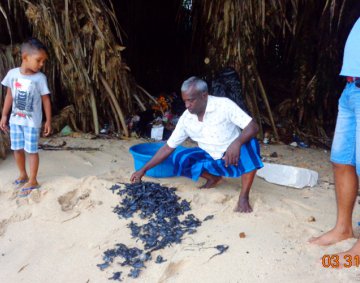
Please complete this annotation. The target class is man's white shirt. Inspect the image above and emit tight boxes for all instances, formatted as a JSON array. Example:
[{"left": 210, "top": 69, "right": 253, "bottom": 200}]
[{"left": 167, "top": 95, "right": 252, "bottom": 160}]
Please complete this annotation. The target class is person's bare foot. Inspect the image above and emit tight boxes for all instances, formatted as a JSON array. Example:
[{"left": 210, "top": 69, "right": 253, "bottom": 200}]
[
  {"left": 309, "top": 228, "right": 353, "bottom": 246},
  {"left": 320, "top": 248, "right": 360, "bottom": 269},
  {"left": 234, "top": 196, "right": 252, "bottom": 213},
  {"left": 337, "top": 250, "right": 360, "bottom": 269},
  {"left": 335, "top": 241, "right": 360, "bottom": 268},
  {"left": 199, "top": 176, "right": 222, "bottom": 189}
]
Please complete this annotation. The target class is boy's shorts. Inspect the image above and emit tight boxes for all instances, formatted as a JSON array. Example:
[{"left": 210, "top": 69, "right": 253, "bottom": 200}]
[
  {"left": 331, "top": 81, "right": 360, "bottom": 175},
  {"left": 10, "top": 124, "right": 40, "bottom": 154}
]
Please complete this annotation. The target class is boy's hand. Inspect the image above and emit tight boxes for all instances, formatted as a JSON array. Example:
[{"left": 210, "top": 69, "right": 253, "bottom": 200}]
[
  {"left": 0, "top": 116, "right": 9, "bottom": 133},
  {"left": 43, "top": 121, "right": 52, "bottom": 136}
]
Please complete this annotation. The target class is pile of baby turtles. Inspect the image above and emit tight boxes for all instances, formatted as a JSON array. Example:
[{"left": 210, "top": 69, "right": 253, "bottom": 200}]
[{"left": 97, "top": 182, "right": 205, "bottom": 281}]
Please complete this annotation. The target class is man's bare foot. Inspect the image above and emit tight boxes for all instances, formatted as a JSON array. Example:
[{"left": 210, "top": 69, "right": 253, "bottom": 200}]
[
  {"left": 337, "top": 249, "right": 360, "bottom": 269},
  {"left": 234, "top": 196, "right": 252, "bottom": 213},
  {"left": 335, "top": 240, "right": 360, "bottom": 268},
  {"left": 309, "top": 228, "right": 353, "bottom": 246},
  {"left": 199, "top": 176, "right": 222, "bottom": 189},
  {"left": 320, "top": 248, "right": 360, "bottom": 269}
]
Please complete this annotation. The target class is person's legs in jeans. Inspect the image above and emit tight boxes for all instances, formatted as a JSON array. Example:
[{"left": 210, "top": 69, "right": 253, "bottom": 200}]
[
  {"left": 337, "top": 81, "right": 360, "bottom": 256},
  {"left": 310, "top": 83, "right": 360, "bottom": 246}
]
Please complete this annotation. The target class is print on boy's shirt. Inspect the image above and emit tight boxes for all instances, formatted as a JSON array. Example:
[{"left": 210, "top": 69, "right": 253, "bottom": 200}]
[{"left": 13, "top": 78, "right": 34, "bottom": 119}]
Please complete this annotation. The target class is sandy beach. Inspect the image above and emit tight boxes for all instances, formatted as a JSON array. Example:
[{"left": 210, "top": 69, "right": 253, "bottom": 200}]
[{"left": 1, "top": 137, "right": 360, "bottom": 283}]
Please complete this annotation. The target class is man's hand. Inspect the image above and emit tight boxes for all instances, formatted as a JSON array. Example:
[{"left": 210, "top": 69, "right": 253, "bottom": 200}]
[
  {"left": 223, "top": 140, "right": 241, "bottom": 167},
  {"left": 130, "top": 169, "right": 146, "bottom": 183},
  {"left": 43, "top": 121, "right": 52, "bottom": 136},
  {"left": 0, "top": 116, "right": 9, "bottom": 133}
]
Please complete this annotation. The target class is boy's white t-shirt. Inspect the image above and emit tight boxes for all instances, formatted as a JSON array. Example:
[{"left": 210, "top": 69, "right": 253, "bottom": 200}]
[
  {"left": 1, "top": 67, "right": 50, "bottom": 128},
  {"left": 340, "top": 17, "right": 360, "bottom": 77}
]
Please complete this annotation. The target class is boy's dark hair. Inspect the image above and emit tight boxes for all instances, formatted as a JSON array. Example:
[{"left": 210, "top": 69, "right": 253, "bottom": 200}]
[{"left": 21, "top": 38, "right": 48, "bottom": 55}]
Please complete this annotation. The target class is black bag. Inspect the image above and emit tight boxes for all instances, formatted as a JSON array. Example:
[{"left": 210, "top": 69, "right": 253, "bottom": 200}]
[{"left": 210, "top": 67, "right": 249, "bottom": 114}]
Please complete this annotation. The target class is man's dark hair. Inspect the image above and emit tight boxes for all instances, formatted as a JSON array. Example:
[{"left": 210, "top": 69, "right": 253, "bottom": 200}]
[{"left": 21, "top": 38, "right": 48, "bottom": 55}]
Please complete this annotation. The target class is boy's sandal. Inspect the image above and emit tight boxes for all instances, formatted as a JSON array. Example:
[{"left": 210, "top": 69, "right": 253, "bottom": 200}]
[
  {"left": 17, "top": 185, "right": 41, "bottom": 198},
  {"left": 13, "top": 179, "right": 29, "bottom": 186}
]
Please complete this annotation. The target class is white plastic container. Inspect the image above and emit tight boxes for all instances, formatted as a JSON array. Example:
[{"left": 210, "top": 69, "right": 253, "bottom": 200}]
[
  {"left": 256, "top": 162, "right": 318, "bottom": 189},
  {"left": 151, "top": 125, "right": 164, "bottom": 141}
]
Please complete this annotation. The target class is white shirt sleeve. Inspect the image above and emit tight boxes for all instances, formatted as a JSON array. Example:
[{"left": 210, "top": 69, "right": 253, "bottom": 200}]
[
  {"left": 39, "top": 74, "right": 50, "bottom": 96},
  {"left": 167, "top": 114, "right": 189, "bottom": 148},
  {"left": 226, "top": 98, "right": 252, "bottom": 129},
  {"left": 1, "top": 70, "right": 11, "bottom": 88}
]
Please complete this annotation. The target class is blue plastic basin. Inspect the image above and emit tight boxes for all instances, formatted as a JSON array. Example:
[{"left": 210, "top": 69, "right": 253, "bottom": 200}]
[{"left": 129, "top": 142, "right": 186, "bottom": 178}]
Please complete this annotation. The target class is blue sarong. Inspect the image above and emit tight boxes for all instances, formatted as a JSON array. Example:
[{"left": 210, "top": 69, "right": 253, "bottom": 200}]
[{"left": 172, "top": 138, "right": 263, "bottom": 181}]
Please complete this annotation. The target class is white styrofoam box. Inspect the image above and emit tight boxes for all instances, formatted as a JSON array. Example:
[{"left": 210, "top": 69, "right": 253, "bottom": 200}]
[{"left": 256, "top": 162, "right": 318, "bottom": 189}]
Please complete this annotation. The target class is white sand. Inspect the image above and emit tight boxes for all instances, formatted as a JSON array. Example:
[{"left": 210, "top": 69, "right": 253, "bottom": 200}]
[{"left": 1, "top": 137, "right": 360, "bottom": 283}]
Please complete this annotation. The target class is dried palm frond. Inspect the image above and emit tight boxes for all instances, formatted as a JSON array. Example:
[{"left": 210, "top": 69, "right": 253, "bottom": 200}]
[
  {"left": 21, "top": 0, "right": 132, "bottom": 135},
  {"left": 190, "top": 0, "right": 357, "bottom": 145},
  {"left": 0, "top": 131, "right": 10, "bottom": 159},
  {"left": 1, "top": 0, "right": 155, "bottom": 137},
  {"left": 0, "top": 3, "right": 12, "bottom": 44},
  {"left": 0, "top": 44, "right": 19, "bottom": 106},
  {"left": 0, "top": 44, "right": 19, "bottom": 156},
  {"left": 51, "top": 105, "right": 79, "bottom": 134}
]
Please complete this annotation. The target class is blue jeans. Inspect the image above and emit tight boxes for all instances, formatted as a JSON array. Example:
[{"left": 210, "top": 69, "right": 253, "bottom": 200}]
[{"left": 331, "top": 80, "right": 360, "bottom": 174}]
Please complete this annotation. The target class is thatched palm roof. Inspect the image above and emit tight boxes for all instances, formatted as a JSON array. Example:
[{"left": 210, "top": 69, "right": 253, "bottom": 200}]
[
  {"left": 0, "top": 0, "right": 360, "bottom": 160},
  {"left": 0, "top": 0, "right": 156, "bottom": 140},
  {"left": 190, "top": 0, "right": 360, "bottom": 146}
]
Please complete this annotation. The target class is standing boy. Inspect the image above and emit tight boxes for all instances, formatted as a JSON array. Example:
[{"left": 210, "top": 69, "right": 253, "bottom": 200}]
[{"left": 0, "top": 38, "right": 52, "bottom": 197}]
